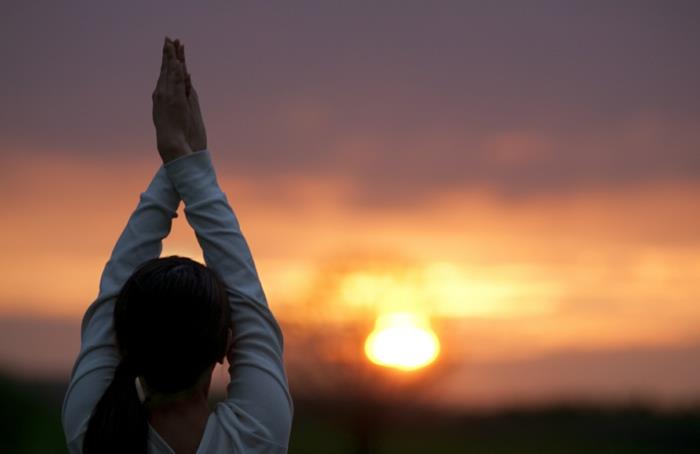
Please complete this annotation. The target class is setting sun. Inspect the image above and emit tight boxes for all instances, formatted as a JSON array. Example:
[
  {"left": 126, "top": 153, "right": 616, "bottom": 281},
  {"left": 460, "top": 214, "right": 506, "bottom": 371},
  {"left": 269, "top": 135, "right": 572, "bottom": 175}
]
[{"left": 364, "top": 312, "right": 440, "bottom": 371}]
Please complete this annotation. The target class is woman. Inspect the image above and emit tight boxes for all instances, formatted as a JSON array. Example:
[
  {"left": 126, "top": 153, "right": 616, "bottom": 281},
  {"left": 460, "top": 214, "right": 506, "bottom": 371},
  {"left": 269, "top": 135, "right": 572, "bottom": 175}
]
[{"left": 61, "top": 37, "right": 293, "bottom": 453}]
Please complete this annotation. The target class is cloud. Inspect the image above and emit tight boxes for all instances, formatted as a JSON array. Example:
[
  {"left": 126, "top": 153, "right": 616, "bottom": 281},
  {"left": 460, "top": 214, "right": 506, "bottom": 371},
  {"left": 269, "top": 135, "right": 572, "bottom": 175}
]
[
  {"left": 2, "top": 1, "right": 700, "bottom": 206},
  {"left": 429, "top": 341, "right": 700, "bottom": 408}
]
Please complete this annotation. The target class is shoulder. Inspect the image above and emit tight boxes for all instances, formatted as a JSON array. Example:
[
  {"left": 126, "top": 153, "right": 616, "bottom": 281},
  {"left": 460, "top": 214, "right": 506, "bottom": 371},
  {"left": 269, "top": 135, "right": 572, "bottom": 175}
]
[{"left": 201, "top": 402, "right": 289, "bottom": 453}]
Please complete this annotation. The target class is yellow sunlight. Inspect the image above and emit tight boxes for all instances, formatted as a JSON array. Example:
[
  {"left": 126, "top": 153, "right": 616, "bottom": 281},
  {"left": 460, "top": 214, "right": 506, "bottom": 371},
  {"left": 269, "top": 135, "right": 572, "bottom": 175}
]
[{"left": 364, "top": 312, "right": 440, "bottom": 371}]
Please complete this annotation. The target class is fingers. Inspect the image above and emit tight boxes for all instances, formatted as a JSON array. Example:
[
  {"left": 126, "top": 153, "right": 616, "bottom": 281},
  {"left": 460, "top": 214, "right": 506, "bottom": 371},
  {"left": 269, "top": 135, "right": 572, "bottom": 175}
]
[
  {"left": 153, "top": 37, "right": 169, "bottom": 100},
  {"left": 163, "top": 40, "right": 186, "bottom": 101},
  {"left": 184, "top": 73, "right": 192, "bottom": 98},
  {"left": 161, "top": 37, "right": 169, "bottom": 72},
  {"left": 188, "top": 85, "right": 199, "bottom": 105},
  {"left": 167, "top": 44, "right": 187, "bottom": 100},
  {"left": 173, "top": 40, "right": 192, "bottom": 97},
  {"left": 175, "top": 39, "right": 185, "bottom": 63},
  {"left": 188, "top": 86, "right": 202, "bottom": 127},
  {"left": 174, "top": 64, "right": 187, "bottom": 100},
  {"left": 165, "top": 39, "right": 178, "bottom": 95},
  {"left": 154, "top": 37, "right": 187, "bottom": 102}
]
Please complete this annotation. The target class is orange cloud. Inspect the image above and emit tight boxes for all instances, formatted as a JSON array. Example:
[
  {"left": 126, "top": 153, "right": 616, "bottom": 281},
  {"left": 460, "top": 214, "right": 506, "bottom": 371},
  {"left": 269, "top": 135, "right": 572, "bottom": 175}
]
[{"left": 1, "top": 153, "right": 699, "bottom": 365}]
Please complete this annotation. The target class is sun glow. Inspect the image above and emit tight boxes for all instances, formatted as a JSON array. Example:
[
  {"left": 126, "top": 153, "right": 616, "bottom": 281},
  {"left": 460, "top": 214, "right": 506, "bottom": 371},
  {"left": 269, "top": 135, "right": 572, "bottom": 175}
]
[
  {"left": 336, "top": 262, "right": 560, "bottom": 319},
  {"left": 364, "top": 312, "right": 440, "bottom": 371}
]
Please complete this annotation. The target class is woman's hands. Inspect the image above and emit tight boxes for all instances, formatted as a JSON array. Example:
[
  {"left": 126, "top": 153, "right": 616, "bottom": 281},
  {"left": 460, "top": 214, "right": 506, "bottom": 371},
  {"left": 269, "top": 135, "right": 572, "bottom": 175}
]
[
  {"left": 173, "top": 41, "right": 207, "bottom": 153},
  {"left": 152, "top": 37, "right": 207, "bottom": 163}
]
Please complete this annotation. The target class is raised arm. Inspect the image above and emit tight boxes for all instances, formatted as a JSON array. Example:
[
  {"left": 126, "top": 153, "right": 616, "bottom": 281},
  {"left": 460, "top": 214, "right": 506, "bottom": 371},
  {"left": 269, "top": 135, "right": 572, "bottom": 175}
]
[
  {"left": 164, "top": 39, "right": 292, "bottom": 447},
  {"left": 164, "top": 149, "right": 293, "bottom": 448},
  {"left": 61, "top": 165, "right": 180, "bottom": 446},
  {"left": 62, "top": 37, "right": 198, "bottom": 450},
  {"left": 165, "top": 38, "right": 294, "bottom": 444}
]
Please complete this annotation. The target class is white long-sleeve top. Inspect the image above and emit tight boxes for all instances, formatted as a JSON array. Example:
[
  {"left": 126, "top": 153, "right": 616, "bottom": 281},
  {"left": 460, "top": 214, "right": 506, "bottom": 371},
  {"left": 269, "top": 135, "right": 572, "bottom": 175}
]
[{"left": 61, "top": 149, "right": 294, "bottom": 453}]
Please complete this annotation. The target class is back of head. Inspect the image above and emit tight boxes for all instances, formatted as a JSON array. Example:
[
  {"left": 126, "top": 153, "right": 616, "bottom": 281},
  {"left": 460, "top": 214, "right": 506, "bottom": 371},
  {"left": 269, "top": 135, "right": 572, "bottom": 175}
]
[{"left": 84, "top": 255, "right": 231, "bottom": 454}]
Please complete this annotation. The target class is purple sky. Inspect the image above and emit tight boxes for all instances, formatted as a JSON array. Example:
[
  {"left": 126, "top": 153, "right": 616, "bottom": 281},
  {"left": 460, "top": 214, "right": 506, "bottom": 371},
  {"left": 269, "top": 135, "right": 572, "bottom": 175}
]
[{"left": 2, "top": 1, "right": 699, "bottom": 203}]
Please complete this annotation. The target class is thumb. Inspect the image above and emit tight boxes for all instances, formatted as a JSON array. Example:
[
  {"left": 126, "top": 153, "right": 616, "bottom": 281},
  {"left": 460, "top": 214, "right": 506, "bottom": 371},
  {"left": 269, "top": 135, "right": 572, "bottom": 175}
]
[
  {"left": 185, "top": 73, "right": 192, "bottom": 98},
  {"left": 189, "top": 85, "right": 202, "bottom": 116}
]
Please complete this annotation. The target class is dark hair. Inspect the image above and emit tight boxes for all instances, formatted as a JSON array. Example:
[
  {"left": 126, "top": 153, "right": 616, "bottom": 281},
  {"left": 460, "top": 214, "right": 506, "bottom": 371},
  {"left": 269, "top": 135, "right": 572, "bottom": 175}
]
[{"left": 83, "top": 255, "right": 231, "bottom": 454}]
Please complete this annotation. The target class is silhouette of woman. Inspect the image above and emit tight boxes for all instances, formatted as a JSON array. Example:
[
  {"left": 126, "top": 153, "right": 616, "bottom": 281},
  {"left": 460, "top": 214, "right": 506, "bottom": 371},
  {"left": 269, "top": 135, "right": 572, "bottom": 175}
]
[{"left": 61, "top": 37, "right": 293, "bottom": 453}]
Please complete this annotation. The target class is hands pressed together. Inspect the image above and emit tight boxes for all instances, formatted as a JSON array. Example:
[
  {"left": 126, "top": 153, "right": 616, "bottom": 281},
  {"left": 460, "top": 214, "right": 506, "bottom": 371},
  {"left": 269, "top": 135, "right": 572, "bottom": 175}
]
[{"left": 152, "top": 36, "right": 207, "bottom": 164}]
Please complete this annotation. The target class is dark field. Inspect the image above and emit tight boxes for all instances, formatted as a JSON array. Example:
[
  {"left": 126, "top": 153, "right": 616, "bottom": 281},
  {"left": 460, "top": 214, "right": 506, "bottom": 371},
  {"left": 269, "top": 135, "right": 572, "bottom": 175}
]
[{"left": 1, "top": 374, "right": 698, "bottom": 454}]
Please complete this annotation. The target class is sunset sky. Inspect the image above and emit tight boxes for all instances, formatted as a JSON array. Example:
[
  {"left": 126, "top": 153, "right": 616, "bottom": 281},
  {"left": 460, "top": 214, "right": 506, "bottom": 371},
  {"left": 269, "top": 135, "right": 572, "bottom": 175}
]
[{"left": 1, "top": 1, "right": 699, "bottom": 408}]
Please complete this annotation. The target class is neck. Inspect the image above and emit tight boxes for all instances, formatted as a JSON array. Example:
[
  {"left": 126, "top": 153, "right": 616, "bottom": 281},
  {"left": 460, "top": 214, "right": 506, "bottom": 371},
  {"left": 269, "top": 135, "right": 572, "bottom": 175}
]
[
  {"left": 141, "top": 366, "right": 214, "bottom": 416},
  {"left": 147, "top": 385, "right": 209, "bottom": 411},
  {"left": 140, "top": 365, "right": 214, "bottom": 409},
  {"left": 146, "top": 387, "right": 211, "bottom": 454}
]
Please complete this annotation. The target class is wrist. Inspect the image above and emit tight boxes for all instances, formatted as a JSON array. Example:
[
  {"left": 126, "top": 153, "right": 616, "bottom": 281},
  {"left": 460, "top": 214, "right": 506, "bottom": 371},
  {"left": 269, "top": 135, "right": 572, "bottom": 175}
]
[
  {"left": 191, "top": 140, "right": 207, "bottom": 153},
  {"left": 159, "top": 142, "right": 193, "bottom": 164}
]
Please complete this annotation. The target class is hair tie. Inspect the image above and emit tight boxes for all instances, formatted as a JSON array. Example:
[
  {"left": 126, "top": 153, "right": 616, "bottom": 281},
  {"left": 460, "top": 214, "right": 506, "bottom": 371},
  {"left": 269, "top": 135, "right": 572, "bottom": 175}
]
[{"left": 135, "top": 376, "right": 150, "bottom": 404}]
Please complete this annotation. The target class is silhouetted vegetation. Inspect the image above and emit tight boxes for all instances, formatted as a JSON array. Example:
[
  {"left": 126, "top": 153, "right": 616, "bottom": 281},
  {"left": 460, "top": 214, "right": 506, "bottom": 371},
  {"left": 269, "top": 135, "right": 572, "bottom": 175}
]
[
  {"left": 1, "top": 373, "right": 698, "bottom": 453},
  {"left": 0, "top": 373, "right": 68, "bottom": 454}
]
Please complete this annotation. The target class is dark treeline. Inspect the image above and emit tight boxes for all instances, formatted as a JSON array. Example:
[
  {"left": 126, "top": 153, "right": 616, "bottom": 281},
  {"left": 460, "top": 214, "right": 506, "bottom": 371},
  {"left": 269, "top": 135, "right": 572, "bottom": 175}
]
[{"left": 2, "top": 374, "right": 699, "bottom": 454}]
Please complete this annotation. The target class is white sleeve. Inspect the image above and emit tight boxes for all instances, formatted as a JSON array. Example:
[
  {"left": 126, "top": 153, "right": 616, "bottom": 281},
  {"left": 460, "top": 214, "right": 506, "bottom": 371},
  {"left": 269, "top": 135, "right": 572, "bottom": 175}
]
[
  {"left": 61, "top": 164, "right": 181, "bottom": 451},
  {"left": 164, "top": 149, "right": 294, "bottom": 449}
]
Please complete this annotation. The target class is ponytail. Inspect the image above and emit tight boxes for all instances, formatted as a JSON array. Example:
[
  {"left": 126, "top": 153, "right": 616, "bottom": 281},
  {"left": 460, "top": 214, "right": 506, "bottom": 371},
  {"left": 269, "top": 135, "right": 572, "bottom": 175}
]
[
  {"left": 83, "top": 358, "right": 148, "bottom": 454},
  {"left": 82, "top": 255, "right": 231, "bottom": 452}
]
